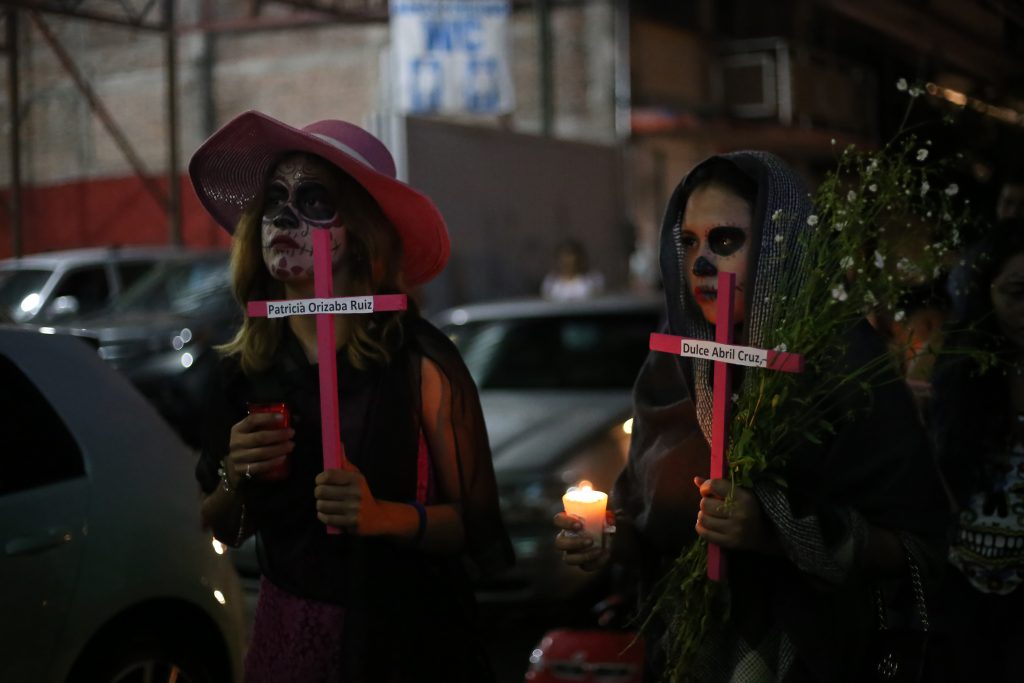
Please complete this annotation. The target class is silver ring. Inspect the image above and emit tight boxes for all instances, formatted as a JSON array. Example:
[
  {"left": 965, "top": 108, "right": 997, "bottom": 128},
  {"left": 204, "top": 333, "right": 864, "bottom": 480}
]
[{"left": 245, "top": 463, "right": 253, "bottom": 479}]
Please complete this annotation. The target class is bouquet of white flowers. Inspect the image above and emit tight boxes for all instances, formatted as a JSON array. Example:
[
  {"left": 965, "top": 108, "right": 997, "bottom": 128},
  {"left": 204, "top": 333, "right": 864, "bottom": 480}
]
[{"left": 644, "top": 82, "right": 985, "bottom": 683}]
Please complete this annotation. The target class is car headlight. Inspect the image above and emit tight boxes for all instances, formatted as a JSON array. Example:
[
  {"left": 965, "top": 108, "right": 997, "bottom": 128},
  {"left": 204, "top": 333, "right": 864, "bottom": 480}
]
[{"left": 170, "top": 327, "right": 193, "bottom": 351}]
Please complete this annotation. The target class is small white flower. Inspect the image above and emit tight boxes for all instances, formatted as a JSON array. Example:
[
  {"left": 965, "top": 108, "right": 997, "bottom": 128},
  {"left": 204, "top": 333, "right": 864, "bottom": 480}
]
[
  {"left": 894, "top": 310, "right": 906, "bottom": 322},
  {"left": 909, "top": 86, "right": 923, "bottom": 97},
  {"left": 774, "top": 343, "right": 788, "bottom": 353},
  {"left": 771, "top": 209, "right": 783, "bottom": 222},
  {"left": 933, "top": 265, "right": 941, "bottom": 278},
  {"left": 945, "top": 183, "right": 959, "bottom": 196},
  {"left": 952, "top": 229, "right": 961, "bottom": 246},
  {"left": 840, "top": 255, "right": 855, "bottom": 269},
  {"left": 917, "top": 149, "right": 929, "bottom": 161},
  {"left": 847, "top": 190, "right": 857, "bottom": 202},
  {"left": 868, "top": 184, "right": 878, "bottom": 193},
  {"left": 830, "top": 138, "right": 837, "bottom": 146},
  {"left": 867, "top": 159, "right": 879, "bottom": 174},
  {"left": 834, "top": 221, "right": 845, "bottom": 232},
  {"left": 874, "top": 251, "right": 886, "bottom": 269},
  {"left": 896, "top": 78, "right": 908, "bottom": 92},
  {"left": 732, "top": 393, "right": 739, "bottom": 403},
  {"left": 774, "top": 234, "right": 784, "bottom": 244},
  {"left": 831, "top": 285, "right": 848, "bottom": 302},
  {"left": 920, "top": 181, "right": 930, "bottom": 197},
  {"left": 807, "top": 215, "right": 819, "bottom": 226},
  {"left": 864, "top": 291, "right": 878, "bottom": 306}
]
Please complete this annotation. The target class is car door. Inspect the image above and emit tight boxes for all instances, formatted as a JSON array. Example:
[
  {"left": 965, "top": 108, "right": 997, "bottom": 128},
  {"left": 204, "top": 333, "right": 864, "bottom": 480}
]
[{"left": 0, "top": 351, "right": 89, "bottom": 683}]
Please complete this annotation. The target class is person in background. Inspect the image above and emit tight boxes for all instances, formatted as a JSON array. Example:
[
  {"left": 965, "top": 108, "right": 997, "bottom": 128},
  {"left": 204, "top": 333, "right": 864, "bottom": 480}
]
[
  {"left": 554, "top": 152, "right": 948, "bottom": 682},
  {"left": 541, "top": 238, "right": 605, "bottom": 301},
  {"left": 996, "top": 173, "right": 1024, "bottom": 222},
  {"left": 928, "top": 220, "right": 1024, "bottom": 682},
  {"left": 189, "top": 111, "right": 513, "bottom": 682},
  {"left": 872, "top": 277, "right": 951, "bottom": 417}
]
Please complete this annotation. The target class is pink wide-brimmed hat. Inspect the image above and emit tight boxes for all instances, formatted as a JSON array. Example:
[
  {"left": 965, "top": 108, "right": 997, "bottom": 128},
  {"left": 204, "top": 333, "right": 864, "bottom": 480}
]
[{"left": 188, "top": 110, "right": 449, "bottom": 286}]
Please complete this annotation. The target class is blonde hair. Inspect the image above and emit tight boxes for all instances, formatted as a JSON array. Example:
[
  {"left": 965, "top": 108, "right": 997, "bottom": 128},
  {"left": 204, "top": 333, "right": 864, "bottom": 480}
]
[{"left": 218, "top": 155, "right": 409, "bottom": 374}]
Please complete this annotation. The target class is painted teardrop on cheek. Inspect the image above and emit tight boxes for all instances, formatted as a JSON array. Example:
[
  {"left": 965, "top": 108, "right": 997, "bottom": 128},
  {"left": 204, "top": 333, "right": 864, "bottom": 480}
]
[{"left": 278, "top": 256, "right": 289, "bottom": 269}]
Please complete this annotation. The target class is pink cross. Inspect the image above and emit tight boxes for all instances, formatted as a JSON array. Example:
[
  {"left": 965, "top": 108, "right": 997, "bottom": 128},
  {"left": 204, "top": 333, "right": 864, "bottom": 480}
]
[
  {"left": 247, "top": 229, "right": 407, "bottom": 534},
  {"left": 649, "top": 271, "right": 803, "bottom": 580}
]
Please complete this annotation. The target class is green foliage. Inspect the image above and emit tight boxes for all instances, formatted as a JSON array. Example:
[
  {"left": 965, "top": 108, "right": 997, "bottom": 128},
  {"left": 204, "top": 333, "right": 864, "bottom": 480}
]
[{"left": 642, "top": 84, "right": 981, "bottom": 680}]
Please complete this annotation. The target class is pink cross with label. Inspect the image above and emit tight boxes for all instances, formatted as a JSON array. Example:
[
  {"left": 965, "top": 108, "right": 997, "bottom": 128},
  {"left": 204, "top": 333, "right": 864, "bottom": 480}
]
[
  {"left": 649, "top": 271, "right": 803, "bottom": 581},
  {"left": 247, "top": 230, "right": 407, "bottom": 534}
]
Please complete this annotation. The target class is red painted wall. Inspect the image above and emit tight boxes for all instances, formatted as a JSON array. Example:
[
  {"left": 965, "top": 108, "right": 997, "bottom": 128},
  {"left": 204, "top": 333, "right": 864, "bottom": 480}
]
[{"left": 0, "top": 174, "right": 232, "bottom": 259}]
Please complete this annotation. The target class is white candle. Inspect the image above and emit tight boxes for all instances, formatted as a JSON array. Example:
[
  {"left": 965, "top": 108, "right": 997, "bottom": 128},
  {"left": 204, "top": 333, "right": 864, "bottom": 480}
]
[{"left": 562, "top": 480, "right": 608, "bottom": 548}]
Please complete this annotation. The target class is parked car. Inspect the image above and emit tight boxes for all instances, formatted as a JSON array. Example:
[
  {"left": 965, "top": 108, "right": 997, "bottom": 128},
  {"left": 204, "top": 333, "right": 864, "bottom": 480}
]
[
  {"left": 0, "top": 245, "right": 192, "bottom": 325},
  {"left": 433, "top": 294, "right": 664, "bottom": 603},
  {"left": 524, "top": 628, "right": 645, "bottom": 682},
  {"left": 0, "top": 327, "right": 246, "bottom": 683},
  {"left": 48, "top": 249, "right": 239, "bottom": 449}
]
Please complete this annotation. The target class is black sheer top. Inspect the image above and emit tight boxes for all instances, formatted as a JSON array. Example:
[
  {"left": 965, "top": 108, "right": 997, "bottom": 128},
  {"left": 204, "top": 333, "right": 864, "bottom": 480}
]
[
  {"left": 196, "top": 317, "right": 513, "bottom": 680},
  {"left": 197, "top": 317, "right": 513, "bottom": 594}
]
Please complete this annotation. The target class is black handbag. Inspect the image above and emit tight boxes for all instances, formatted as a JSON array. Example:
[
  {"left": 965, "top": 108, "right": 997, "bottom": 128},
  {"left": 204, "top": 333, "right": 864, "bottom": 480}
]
[{"left": 865, "top": 538, "right": 930, "bottom": 682}]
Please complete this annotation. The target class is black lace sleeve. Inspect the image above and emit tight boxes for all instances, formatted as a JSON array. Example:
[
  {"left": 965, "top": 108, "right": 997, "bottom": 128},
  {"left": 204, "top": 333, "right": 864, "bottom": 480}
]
[
  {"left": 195, "top": 354, "right": 244, "bottom": 495},
  {"left": 413, "top": 319, "right": 515, "bottom": 579}
]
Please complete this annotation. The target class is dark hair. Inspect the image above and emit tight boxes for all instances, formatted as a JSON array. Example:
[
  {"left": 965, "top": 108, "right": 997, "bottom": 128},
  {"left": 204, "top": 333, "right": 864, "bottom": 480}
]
[
  {"left": 554, "top": 238, "right": 588, "bottom": 268},
  {"left": 929, "top": 219, "right": 1024, "bottom": 504},
  {"left": 1001, "top": 169, "right": 1024, "bottom": 188},
  {"left": 683, "top": 158, "right": 758, "bottom": 207},
  {"left": 947, "top": 219, "right": 1024, "bottom": 329}
]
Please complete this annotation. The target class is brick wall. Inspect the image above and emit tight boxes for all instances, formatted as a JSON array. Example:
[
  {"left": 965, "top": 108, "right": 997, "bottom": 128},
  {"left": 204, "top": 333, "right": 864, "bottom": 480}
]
[{"left": 0, "top": 1, "right": 616, "bottom": 259}]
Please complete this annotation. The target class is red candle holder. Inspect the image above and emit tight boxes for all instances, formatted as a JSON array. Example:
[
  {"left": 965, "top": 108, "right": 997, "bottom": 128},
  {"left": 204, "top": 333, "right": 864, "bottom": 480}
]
[{"left": 246, "top": 401, "right": 291, "bottom": 481}]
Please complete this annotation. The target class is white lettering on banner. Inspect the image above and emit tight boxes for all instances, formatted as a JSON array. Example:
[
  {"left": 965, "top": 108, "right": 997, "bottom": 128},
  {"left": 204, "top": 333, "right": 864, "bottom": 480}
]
[
  {"left": 390, "top": 0, "right": 514, "bottom": 115},
  {"left": 678, "top": 339, "right": 768, "bottom": 368},
  {"left": 265, "top": 297, "right": 376, "bottom": 319}
]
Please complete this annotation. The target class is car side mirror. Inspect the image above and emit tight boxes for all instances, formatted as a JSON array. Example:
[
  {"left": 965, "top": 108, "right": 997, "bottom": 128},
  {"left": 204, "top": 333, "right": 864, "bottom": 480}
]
[{"left": 49, "top": 295, "right": 80, "bottom": 318}]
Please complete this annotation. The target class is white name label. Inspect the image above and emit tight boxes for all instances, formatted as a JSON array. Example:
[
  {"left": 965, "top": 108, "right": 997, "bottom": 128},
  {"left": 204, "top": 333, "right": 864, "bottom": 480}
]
[
  {"left": 679, "top": 339, "right": 769, "bottom": 368},
  {"left": 265, "top": 296, "right": 376, "bottom": 318}
]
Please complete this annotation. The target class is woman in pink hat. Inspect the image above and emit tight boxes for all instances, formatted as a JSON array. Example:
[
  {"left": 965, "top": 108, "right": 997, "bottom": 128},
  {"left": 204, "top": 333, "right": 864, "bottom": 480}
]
[{"left": 190, "top": 111, "right": 513, "bottom": 682}]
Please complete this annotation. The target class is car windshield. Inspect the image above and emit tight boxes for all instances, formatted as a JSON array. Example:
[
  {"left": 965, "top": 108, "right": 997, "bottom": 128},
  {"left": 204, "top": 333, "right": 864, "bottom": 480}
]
[
  {"left": 0, "top": 268, "right": 52, "bottom": 320},
  {"left": 443, "top": 311, "right": 658, "bottom": 390},
  {"left": 112, "top": 257, "right": 231, "bottom": 315}
]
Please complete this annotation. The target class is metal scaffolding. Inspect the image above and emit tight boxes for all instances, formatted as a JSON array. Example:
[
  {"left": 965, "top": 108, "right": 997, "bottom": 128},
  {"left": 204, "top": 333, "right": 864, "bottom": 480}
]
[{"left": 0, "top": 0, "right": 389, "bottom": 256}]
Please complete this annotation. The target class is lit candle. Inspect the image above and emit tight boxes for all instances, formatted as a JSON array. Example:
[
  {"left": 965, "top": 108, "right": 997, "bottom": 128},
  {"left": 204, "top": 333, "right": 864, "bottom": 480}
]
[{"left": 562, "top": 480, "right": 608, "bottom": 548}]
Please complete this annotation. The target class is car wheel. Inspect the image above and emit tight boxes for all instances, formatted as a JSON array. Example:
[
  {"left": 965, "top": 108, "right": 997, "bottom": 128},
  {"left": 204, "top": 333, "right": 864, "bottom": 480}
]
[{"left": 70, "top": 630, "right": 220, "bottom": 683}]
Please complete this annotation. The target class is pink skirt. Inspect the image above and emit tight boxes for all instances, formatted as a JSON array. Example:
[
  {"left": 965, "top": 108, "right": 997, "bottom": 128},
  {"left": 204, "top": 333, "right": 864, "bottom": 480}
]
[{"left": 244, "top": 577, "right": 346, "bottom": 683}]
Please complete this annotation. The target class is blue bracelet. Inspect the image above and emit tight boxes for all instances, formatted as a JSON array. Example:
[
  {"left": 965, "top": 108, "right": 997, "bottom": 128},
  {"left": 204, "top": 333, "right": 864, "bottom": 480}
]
[{"left": 408, "top": 500, "right": 427, "bottom": 546}]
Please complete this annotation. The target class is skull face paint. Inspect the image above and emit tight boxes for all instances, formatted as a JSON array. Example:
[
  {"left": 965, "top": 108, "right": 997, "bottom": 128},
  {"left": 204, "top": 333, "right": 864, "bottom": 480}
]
[
  {"left": 948, "top": 442, "right": 1024, "bottom": 595},
  {"left": 680, "top": 183, "right": 753, "bottom": 326},
  {"left": 261, "top": 154, "right": 347, "bottom": 283}
]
